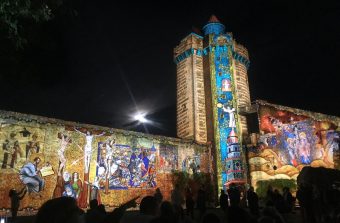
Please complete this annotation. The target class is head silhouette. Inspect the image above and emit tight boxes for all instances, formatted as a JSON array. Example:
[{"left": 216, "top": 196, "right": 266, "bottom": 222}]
[
  {"left": 89, "top": 199, "right": 98, "bottom": 210},
  {"left": 35, "top": 197, "right": 84, "bottom": 223},
  {"left": 140, "top": 196, "right": 158, "bottom": 216}
]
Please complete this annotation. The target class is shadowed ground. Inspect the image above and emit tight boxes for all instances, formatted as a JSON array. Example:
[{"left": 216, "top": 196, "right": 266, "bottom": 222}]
[{"left": 4, "top": 207, "right": 303, "bottom": 223}]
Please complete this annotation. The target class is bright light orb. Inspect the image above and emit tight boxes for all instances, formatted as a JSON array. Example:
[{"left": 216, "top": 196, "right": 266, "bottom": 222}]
[{"left": 134, "top": 113, "right": 148, "bottom": 123}]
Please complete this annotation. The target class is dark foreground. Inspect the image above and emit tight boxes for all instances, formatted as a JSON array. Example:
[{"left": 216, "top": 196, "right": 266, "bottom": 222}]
[{"left": 3, "top": 207, "right": 303, "bottom": 223}]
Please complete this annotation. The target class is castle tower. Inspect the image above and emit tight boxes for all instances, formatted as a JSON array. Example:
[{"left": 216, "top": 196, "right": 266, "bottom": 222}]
[
  {"left": 232, "top": 43, "right": 251, "bottom": 137},
  {"left": 174, "top": 31, "right": 207, "bottom": 144},
  {"left": 174, "top": 15, "right": 250, "bottom": 190}
]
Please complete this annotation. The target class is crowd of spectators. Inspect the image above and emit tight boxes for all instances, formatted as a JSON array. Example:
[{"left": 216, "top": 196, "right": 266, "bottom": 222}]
[{"left": 8, "top": 182, "right": 340, "bottom": 223}]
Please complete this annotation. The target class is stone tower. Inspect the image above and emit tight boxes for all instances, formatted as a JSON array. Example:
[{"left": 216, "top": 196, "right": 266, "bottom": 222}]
[{"left": 174, "top": 15, "right": 251, "bottom": 189}]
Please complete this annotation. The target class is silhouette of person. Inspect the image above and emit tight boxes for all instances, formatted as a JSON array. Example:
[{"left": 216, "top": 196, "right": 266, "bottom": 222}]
[
  {"left": 154, "top": 188, "right": 163, "bottom": 206},
  {"left": 35, "top": 197, "right": 85, "bottom": 223},
  {"left": 219, "top": 189, "right": 229, "bottom": 211},
  {"left": 120, "top": 196, "right": 157, "bottom": 223},
  {"left": 227, "top": 184, "right": 241, "bottom": 207},
  {"left": 197, "top": 185, "right": 207, "bottom": 219},
  {"left": 150, "top": 201, "right": 179, "bottom": 223},
  {"left": 9, "top": 187, "right": 27, "bottom": 222},
  {"left": 283, "top": 187, "right": 294, "bottom": 213},
  {"left": 247, "top": 186, "right": 259, "bottom": 216},
  {"left": 185, "top": 187, "right": 195, "bottom": 219}
]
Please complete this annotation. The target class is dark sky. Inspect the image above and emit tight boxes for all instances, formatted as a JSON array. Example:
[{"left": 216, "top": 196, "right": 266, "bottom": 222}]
[{"left": 1, "top": 1, "right": 340, "bottom": 137}]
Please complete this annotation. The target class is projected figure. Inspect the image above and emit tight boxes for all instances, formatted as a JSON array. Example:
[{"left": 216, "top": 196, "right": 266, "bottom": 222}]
[
  {"left": 2, "top": 132, "right": 22, "bottom": 169},
  {"left": 57, "top": 133, "right": 71, "bottom": 175},
  {"left": 128, "top": 152, "right": 138, "bottom": 186},
  {"left": 324, "top": 131, "right": 339, "bottom": 166},
  {"left": 314, "top": 136, "right": 325, "bottom": 160},
  {"left": 222, "top": 105, "right": 236, "bottom": 128},
  {"left": 19, "top": 156, "right": 45, "bottom": 194},
  {"left": 25, "top": 133, "right": 40, "bottom": 160},
  {"left": 89, "top": 176, "right": 101, "bottom": 203},
  {"left": 75, "top": 128, "right": 105, "bottom": 173},
  {"left": 286, "top": 134, "right": 298, "bottom": 167},
  {"left": 139, "top": 151, "right": 150, "bottom": 177},
  {"left": 297, "top": 132, "right": 311, "bottom": 164},
  {"left": 70, "top": 172, "right": 83, "bottom": 205},
  {"left": 221, "top": 79, "right": 232, "bottom": 92},
  {"left": 104, "top": 139, "right": 115, "bottom": 176},
  {"left": 62, "top": 184, "right": 76, "bottom": 198}
]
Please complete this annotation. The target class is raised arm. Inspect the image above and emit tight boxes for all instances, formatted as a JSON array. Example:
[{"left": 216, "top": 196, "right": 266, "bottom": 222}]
[
  {"left": 18, "top": 186, "right": 26, "bottom": 195},
  {"left": 95, "top": 131, "right": 106, "bottom": 137},
  {"left": 19, "top": 189, "right": 27, "bottom": 200},
  {"left": 74, "top": 127, "right": 85, "bottom": 135}
]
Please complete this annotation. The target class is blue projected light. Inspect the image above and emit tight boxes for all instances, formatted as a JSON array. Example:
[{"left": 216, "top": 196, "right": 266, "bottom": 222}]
[
  {"left": 214, "top": 44, "right": 244, "bottom": 187},
  {"left": 203, "top": 23, "right": 225, "bottom": 36}
]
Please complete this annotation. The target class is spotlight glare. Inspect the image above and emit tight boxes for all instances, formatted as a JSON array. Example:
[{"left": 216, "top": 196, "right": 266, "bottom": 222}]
[{"left": 134, "top": 113, "right": 148, "bottom": 123}]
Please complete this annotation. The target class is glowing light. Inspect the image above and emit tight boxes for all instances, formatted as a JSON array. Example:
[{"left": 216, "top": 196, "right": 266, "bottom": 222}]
[{"left": 134, "top": 113, "right": 148, "bottom": 123}]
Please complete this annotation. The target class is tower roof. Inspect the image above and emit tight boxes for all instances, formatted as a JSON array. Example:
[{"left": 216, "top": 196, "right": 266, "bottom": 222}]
[
  {"left": 208, "top": 15, "right": 221, "bottom": 23},
  {"left": 202, "top": 14, "right": 225, "bottom": 36},
  {"left": 227, "top": 128, "right": 239, "bottom": 144}
]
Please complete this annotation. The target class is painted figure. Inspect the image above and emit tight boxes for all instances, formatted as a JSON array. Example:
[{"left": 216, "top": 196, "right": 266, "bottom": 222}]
[
  {"left": 75, "top": 128, "right": 105, "bottom": 173},
  {"left": 25, "top": 133, "right": 40, "bottom": 160},
  {"left": 324, "top": 131, "right": 339, "bottom": 166},
  {"left": 57, "top": 133, "right": 71, "bottom": 175},
  {"left": 71, "top": 172, "right": 83, "bottom": 200},
  {"left": 63, "top": 171, "right": 71, "bottom": 185},
  {"left": 19, "top": 156, "right": 45, "bottom": 194},
  {"left": 2, "top": 132, "right": 22, "bottom": 169},
  {"left": 139, "top": 151, "right": 150, "bottom": 177},
  {"left": 104, "top": 139, "right": 115, "bottom": 176},
  {"left": 147, "top": 164, "right": 156, "bottom": 187},
  {"left": 222, "top": 79, "right": 232, "bottom": 92},
  {"left": 89, "top": 177, "right": 101, "bottom": 203},
  {"left": 297, "top": 132, "right": 311, "bottom": 164},
  {"left": 62, "top": 184, "right": 76, "bottom": 198},
  {"left": 286, "top": 134, "right": 298, "bottom": 167},
  {"left": 314, "top": 137, "right": 325, "bottom": 161},
  {"left": 222, "top": 105, "right": 236, "bottom": 128}
]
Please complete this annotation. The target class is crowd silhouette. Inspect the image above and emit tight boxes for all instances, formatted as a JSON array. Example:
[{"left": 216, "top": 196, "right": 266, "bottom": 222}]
[{"left": 6, "top": 182, "right": 340, "bottom": 223}]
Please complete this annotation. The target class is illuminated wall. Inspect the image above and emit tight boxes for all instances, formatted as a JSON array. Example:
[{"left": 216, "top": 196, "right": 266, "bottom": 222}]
[
  {"left": 248, "top": 103, "right": 340, "bottom": 188},
  {"left": 0, "top": 110, "right": 210, "bottom": 215}
]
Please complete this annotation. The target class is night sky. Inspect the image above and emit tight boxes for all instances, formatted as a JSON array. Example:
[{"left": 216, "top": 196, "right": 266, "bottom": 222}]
[{"left": 1, "top": 1, "right": 339, "bottom": 137}]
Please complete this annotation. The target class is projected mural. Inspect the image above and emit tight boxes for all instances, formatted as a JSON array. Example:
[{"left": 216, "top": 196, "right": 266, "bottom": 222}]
[
  {"left": 0, "top": 110, "right": 210, "bottom": 215},
  {"left": 248, "top": 103, "right": 340, "bottom": 187},
  {"left": 96, "top": 143, "right": 157, "bottom": 190},
  {"left": 206, "top": 33, "right": 245, "bottom": 189}
]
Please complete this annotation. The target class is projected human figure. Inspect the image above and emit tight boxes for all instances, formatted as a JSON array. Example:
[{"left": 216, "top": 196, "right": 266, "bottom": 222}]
[
  {"left": 222, "top": 105, "right": 236, "bottom": 128},
  {"left": 75, "top": 128, "right": 105, "bottom": 173},
  {"left": 19, "top": 156, "right": 45, "bottom": 194},
  {"left": 25, "top": 133, "right": 40, "bottom": 160},
  {"left": 104, "top": 139, "right": 115, "bottom": 177},
  {"left": 222, "top": 79, "right": 231, "bottom": 92},
  {"left": 297, "top": 132, "right": 311, "bottom": 164},
  {"left": 57, "top": 133, "right": 71, "bottom": 175}
]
